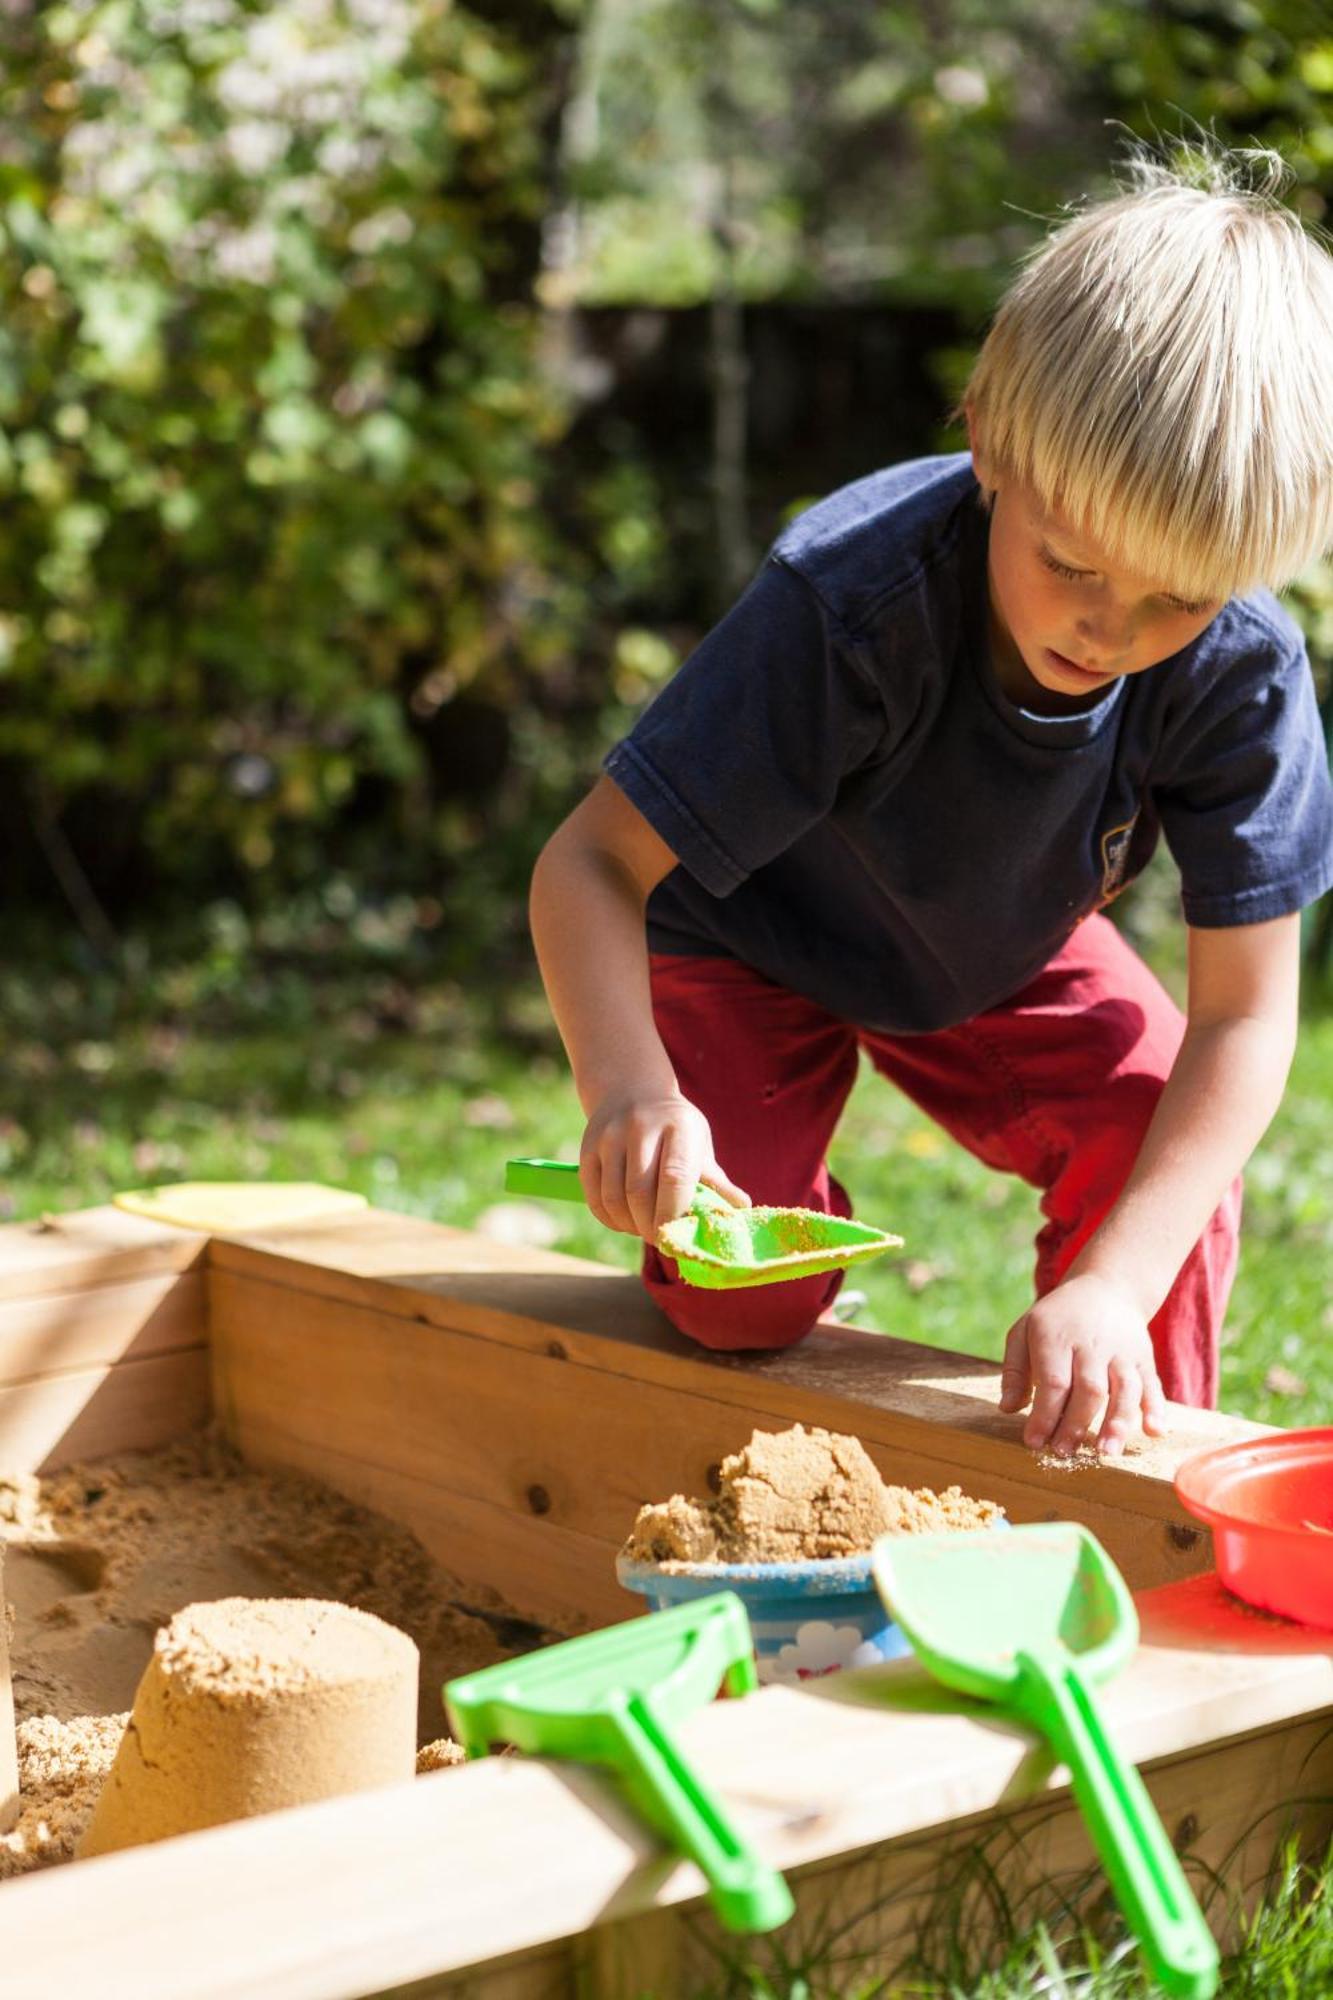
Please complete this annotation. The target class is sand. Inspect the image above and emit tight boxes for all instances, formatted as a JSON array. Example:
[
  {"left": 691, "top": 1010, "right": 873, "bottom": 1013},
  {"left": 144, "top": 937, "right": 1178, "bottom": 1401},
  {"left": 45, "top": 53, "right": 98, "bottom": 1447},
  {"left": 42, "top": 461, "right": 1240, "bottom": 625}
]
[
  {"left": 624, "top": 1423, "right": 1004, "bottom": 1565},
  {"left": 80, "top": 1598, "right": 420, "bottom": 1857},
  {"left": 0, "top": 1429, "right": 562, "bottom": 1877},
  {"left": 0, "top": 1713, "right": 126, "bottom": 1877}
]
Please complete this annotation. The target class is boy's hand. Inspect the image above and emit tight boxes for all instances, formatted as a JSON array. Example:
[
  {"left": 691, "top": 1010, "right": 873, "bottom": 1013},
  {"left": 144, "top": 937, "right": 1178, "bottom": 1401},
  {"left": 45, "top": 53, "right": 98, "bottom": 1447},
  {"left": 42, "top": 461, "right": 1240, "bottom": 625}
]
[
  {"left": 580, "top": 1090, "right": 750, "bottom": 1244},
  {"left": 997, "top": 1271, "right": 1168, "bottom": 1459}
]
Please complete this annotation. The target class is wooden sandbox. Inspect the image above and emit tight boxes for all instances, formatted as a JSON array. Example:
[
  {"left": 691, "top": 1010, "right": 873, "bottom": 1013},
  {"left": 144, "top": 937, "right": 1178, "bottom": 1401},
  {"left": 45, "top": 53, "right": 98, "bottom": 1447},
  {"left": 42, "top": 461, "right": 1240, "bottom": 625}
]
[{"left": 1, "top": 1201, "right": 1331, "bottom": 1999}]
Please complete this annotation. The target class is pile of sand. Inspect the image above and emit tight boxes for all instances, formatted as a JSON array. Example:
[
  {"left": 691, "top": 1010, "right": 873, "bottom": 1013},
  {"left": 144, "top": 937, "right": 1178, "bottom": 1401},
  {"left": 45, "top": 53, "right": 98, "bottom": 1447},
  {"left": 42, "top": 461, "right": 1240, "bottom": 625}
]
[
  {"left": 0, "top": 1713, "right": 127, "bottom": 1878},
  {"left": 624, "top": 1424, "right": 1004, "bottom": 1565},
  {"left": 0, "top": 1429, "right": 560, "bottom": 1877},
  {"left": 79, "top": 1597, "right": 420, "bottom": 1858}
]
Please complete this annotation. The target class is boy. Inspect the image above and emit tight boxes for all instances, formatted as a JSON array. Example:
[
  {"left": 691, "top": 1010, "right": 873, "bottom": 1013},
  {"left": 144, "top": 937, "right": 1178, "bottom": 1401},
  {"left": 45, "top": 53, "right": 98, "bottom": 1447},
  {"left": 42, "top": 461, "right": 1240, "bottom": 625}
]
[{"left": 530, "top": 149, "right": 1333, "bottom": 1459}]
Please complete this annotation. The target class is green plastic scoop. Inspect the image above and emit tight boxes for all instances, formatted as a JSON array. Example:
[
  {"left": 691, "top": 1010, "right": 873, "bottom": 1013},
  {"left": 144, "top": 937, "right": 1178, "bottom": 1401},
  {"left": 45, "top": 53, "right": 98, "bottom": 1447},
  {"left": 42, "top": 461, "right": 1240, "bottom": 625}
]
[
  {"left": 444, "top": 1592, "right": 794, "bottom": 1933},
  {"left": 505, "top": 1157, "right": 902, "bottom": 1289},
  {"left": 872, "top": 1523, "right": 1218, "bottom": 2000}
]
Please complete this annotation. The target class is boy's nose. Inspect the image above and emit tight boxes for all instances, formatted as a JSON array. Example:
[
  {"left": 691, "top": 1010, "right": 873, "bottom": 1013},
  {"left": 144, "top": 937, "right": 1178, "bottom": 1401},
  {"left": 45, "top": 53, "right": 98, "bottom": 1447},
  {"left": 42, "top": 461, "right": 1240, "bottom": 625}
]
[{"left": 1075, "top": 613, "right": 1132, "bottom": 661}]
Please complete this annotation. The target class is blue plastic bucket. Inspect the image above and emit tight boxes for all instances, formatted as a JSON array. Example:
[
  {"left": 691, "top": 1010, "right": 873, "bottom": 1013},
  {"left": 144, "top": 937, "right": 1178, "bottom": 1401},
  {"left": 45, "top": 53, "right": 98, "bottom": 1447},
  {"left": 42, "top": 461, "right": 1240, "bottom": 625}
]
[{"left": 615, "top": 1550, "right": 911, "bottom": 1685}]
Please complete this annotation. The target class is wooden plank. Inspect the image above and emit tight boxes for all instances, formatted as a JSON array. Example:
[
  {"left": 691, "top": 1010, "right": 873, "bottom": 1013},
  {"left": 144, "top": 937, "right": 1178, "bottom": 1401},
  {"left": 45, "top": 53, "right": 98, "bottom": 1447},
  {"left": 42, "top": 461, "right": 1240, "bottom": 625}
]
[
  {"left": 0, "top": 1546, "right": 16, "bottom": 1834},
  {"left": 0, "top": 1348, "right": 212, "bottom": 1473},
  {"left": 0, "top": 1577, "right": 1329, "bottom": 2000},
  {"left": 0, "top": 1207, "right": 204, "bottom": 1302},
  {"left": 204, "top": 1209, "right": 1263, "bottom": 1494},
  {"left": 0, "top": 1270, "right": 207, "bottom": 1387},
  {"left": 209, "top": 1261, "right": 1241, "bottom": 1607}
]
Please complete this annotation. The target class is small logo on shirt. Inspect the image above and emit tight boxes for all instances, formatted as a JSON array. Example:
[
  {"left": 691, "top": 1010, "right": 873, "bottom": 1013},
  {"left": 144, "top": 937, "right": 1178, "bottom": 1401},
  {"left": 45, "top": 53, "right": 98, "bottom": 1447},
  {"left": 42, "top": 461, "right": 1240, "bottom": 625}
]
[{"left": 1099, "top": 816, "right": 1139, "bottom": 905}]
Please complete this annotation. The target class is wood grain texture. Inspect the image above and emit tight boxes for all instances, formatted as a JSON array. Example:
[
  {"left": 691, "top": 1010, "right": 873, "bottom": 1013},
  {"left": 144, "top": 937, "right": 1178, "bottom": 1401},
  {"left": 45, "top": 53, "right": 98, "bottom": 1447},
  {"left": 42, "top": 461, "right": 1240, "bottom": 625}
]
[
  {"left": 0, "top": 1270, "right": 207, "bottom": 1387},
  {"left": 0, "top": 1206, "right": 203, "bottom": 1301},
  {"left": 0, "top": 1347, "right": 212, "bottom": 1473},
  {"left": 208, "top": 1242, "right": 1255, "bottom": 1609}
]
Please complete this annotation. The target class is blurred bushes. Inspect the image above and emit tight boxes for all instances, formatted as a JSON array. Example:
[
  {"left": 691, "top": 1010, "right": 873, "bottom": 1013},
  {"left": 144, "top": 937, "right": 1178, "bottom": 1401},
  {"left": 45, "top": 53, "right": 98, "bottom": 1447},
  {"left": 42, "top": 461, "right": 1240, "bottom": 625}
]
[
  {"left": 1, "top": 0, "right": 1331, "bottom": 964},
  {"left": 0, "top": 0, "right": 607, "bottom": 920}
]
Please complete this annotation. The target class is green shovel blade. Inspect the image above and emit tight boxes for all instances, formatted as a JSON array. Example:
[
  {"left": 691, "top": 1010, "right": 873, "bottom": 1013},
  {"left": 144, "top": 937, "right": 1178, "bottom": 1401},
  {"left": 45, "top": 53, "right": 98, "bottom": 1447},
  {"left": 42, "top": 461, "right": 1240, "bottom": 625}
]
[
  {"left": 445, "top": 1593, "right": 793, "bottom": 1934},
  {"left": 873, "top": 1524, "right": 1219, "bottom": 1999},
  {"left": 504, "top": 1157, "right": 901, "bottom": 1288}
]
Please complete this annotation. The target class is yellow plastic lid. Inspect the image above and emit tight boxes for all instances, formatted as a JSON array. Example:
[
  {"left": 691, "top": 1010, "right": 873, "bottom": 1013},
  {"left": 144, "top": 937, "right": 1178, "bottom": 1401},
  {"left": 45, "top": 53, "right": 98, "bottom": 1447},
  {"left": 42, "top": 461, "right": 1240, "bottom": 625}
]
[{"left": 113, "top": 1182, "right": 369, "bottom": 1232}]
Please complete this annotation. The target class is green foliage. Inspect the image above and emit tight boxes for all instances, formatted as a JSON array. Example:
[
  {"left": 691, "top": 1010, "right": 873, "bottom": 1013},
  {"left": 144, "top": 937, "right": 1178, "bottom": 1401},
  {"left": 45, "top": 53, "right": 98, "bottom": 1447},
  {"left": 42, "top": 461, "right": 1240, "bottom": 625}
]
[
  {"left": 564, "top": 0, "right": 1085, "bottom": 310},
  {"left": 565, "top": 0, "right": 1333, "bottom": 309},
  {"left": 0, "top": 0, "right": 583, "bottom": 888}
]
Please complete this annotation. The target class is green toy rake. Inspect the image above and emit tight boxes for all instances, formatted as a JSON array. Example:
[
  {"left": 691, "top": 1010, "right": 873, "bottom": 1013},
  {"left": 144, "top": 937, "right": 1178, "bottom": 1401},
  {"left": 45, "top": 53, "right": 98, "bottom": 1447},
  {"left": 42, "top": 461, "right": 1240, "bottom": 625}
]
[{"left": 444, "top": 1593, "right": 794, "bottom": 1933}]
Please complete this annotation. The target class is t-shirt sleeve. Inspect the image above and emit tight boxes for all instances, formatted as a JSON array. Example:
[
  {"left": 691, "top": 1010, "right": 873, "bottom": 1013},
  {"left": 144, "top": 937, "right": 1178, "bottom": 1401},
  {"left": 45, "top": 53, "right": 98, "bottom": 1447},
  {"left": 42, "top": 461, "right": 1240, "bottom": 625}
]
[
  {"left": 603, "top": 556, "right": 890, "bottom": 897},
  {"left": 1153, "top": 626, "right": 1333, "bottom": 927}
]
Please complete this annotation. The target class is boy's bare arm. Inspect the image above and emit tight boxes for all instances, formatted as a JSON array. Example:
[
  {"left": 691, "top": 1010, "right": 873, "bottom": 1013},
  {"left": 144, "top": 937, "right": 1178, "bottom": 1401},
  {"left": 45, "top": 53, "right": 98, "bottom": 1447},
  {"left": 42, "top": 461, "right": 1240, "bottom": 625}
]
[
  {"left": 1001, "top": 913, "right": 1300, "bottom": 1456},
  {"left": 530, "top": 775, "right": 749, "bottom": 1240}
]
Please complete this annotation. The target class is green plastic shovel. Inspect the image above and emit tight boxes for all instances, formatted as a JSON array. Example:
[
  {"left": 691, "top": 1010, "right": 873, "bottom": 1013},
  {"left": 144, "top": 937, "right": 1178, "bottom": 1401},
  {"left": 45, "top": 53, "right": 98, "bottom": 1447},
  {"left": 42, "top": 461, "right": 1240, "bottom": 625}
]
[
  {"left": 505, "top": 1157, "right": 902, "bottom": 1290},
  {"left": 444, "top": 1592, "right": 794, "bottom": 1933},
  {"left": 872, "top": 1523, "right": 1219, "bottom": 2000}
]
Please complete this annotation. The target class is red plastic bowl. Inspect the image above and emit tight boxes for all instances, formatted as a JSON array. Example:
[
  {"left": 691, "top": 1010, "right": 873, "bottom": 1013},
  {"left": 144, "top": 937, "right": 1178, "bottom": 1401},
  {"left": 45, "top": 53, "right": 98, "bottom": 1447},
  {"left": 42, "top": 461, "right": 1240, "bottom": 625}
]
[{"left": 1175, "top": 1429, "right": 1333, "bottom": 1629}]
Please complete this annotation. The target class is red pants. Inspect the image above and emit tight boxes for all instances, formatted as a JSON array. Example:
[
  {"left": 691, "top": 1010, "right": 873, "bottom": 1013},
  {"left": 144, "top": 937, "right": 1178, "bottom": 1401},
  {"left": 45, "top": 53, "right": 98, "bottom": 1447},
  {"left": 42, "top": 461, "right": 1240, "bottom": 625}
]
[{"left": 643, "top": 915, "right": 1239, "bottom": 1407}]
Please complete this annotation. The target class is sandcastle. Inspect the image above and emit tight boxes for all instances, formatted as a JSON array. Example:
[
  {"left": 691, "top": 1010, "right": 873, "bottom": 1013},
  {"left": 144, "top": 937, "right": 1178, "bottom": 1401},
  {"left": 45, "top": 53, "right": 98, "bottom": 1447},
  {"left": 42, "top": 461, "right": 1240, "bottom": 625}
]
[{"left": 79, "top": 1597, "right": 418, "bottom": 1857}]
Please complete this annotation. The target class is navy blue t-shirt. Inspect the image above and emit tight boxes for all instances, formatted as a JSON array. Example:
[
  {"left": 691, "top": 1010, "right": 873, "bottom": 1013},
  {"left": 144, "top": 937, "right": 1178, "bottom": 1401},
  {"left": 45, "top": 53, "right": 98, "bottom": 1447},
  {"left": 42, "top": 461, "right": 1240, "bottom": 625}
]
[{"left": 604, "top": 454, "right": 1333, "bottom": 1034}]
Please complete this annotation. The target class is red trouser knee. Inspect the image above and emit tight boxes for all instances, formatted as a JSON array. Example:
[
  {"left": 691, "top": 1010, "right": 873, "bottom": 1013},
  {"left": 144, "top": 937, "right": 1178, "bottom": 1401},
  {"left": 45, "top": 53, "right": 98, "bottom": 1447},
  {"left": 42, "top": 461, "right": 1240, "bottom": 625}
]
[{"left": 643, "top": 915, "right": 1238, "bottom": 1407}]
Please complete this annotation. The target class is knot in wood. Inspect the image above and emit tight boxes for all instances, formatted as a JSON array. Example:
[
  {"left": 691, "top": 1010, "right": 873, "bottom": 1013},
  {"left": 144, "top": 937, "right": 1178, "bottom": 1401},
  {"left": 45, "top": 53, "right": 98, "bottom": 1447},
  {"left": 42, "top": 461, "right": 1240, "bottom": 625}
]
[{"left": 526, "top": 1484, "right": 552, "bottom": 1517}]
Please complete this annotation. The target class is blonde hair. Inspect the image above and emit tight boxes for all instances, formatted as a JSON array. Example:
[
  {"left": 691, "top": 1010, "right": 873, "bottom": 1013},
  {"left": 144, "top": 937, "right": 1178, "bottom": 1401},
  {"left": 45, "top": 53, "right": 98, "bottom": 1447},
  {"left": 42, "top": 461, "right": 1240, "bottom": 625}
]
[{"left": 965, "top": 142, "right": 1333, "bottom": 600}]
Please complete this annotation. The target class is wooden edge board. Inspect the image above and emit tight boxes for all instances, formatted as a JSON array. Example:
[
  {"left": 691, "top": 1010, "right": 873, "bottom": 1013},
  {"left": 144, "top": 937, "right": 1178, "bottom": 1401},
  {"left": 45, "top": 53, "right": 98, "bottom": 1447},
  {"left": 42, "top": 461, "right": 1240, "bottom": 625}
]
[
  {"left": 0, "top": 1348, "right": 213, "bottom": 1475},
  {"left": 205, "top": 1250, "right": 1257, "bottom": 1556},
  {"left": 202, "top": 1214, "right": 1268, "bottom": 1500},
  {"left": 209, "top": 1271, "right": 1217, "bottom": 1601},
  {"left": 0, "top": 1207, "right": 205, "bottom": 1302},
  {"left": 0, "top": 1270, "right": 208, "bottom": 1389},
  {"left": 1, "top": 1575, "right": 1330, "bottom": 2000}
]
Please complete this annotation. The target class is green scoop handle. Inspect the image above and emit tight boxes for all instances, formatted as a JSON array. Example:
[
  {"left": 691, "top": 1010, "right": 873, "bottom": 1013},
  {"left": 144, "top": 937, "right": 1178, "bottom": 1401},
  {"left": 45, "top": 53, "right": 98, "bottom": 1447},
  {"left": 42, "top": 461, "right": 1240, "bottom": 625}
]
[
  {"left": 1016, "top": 1648, "right": 1219, "bottom": 1998},
  {"left": 504, "top": 1157, "right": 729, "bottom": 1212}
]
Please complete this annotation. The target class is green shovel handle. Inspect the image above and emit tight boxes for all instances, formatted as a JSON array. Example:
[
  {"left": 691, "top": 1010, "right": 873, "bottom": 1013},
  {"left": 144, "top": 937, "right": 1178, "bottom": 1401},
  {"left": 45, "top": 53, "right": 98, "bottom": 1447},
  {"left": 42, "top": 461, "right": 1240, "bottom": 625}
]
[
  {"left": 612, "top": 1690, "right": 794, "bottom": 1935},
  {"left": 504, "top": 1158, "right": 729, "bottom": 1213},
  {"left": 1016, "top": 1649, "right": 1218, "bottom": 1999},
  {"left": 505, "top": 1158, "right": 590, "bottom": 1201}
]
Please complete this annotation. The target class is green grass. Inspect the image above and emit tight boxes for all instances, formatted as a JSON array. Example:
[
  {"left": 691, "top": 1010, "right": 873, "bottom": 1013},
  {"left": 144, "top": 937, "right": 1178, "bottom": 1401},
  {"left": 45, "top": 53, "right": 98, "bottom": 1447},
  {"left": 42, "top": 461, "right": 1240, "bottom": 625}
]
[{"left": 689, "top": 1836, "right": 1333, "bottom": 1997}]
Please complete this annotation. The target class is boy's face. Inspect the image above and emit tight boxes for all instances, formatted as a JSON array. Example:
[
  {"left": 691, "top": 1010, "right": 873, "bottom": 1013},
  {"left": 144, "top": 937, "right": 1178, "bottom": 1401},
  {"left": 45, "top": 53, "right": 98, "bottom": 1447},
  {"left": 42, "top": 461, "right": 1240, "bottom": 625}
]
[{"left": 971, "top": 441, "right": 1224, "bottom": 711}]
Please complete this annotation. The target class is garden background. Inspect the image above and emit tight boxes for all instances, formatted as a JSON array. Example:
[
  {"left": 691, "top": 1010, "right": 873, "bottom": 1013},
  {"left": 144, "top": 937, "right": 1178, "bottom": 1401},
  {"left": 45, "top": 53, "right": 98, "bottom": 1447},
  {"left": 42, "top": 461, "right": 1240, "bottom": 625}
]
[
  {"left": 3, "top": 0, "right": 1331, "bottom": 1416},
  {"left": 3, "top": 1, "right": 1333, "bottom": 1987}
]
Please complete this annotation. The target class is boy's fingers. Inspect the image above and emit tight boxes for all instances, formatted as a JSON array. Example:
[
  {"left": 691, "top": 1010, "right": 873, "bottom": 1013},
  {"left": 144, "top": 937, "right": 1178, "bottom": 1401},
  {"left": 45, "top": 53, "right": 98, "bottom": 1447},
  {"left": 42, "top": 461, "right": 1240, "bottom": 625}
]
[
  {"left": 587, "top": 1147, "right": 634, "bottom": 1236},
  {"left": 654, "top": 1135, "right": 701, "bottom": 1236},
  {"left": 698, "top": 1166, "right": 751, "bottom": 1209},
  {"left": 1096, "top": 1359, "right": 1142, "bottom": 1458},
  {"left": 998, "top": 1316, "right": 1034, "bottom": 1414},
  {"left": 579, "top": 1152, "right": 611, "bottom": 1230},
  {"left": 1141, "top": 1364, "right": 1169, "bottom": 1436},
  {"left": 1023, "top": 1348, "right": 1074, "bottom": 1451},
  {"left": 626, "top": 1133, "right": 666, "bottom": 1242},
  {"left": 1045, "top": 1367, "right": 1108, "bottom": 1459}
]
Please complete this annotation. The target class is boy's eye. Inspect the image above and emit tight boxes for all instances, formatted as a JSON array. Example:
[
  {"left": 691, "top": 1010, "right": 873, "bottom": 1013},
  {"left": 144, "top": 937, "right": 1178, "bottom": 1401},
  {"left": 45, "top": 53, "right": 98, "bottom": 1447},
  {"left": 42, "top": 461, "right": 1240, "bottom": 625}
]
[
  {"left": 1163, "top": 594, "right": 1212, "bottom": 617},
  {"left": 1039, "top": 549, "right": 1091, "bottom": 582}
]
